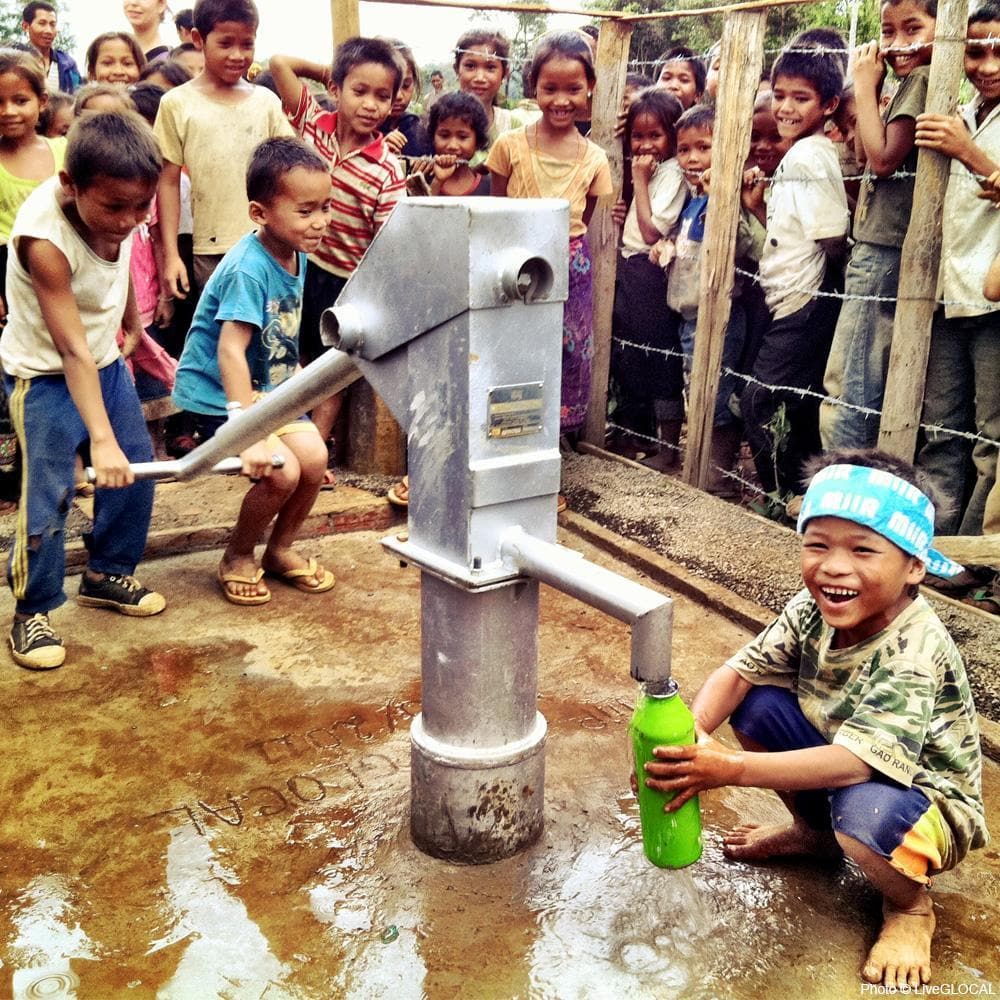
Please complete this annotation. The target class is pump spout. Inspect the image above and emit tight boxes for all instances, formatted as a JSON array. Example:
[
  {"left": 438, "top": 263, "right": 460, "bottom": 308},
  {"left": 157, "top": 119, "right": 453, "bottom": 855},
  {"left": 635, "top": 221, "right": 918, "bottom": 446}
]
[{"left": 498, "top": 527, "right": 672, "bottom": 685}]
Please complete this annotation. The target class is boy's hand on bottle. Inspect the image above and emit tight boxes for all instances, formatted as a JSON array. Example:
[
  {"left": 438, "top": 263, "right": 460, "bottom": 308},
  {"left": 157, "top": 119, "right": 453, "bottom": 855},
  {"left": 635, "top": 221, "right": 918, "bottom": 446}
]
[
  {"left": 852, "top": 40, "right": 886, "bottom": 90},
  {"left": 643, "top": 733, "right": 743, "bottom": 811},
  {"left": 91, "top": 439, "right": 133, "bottom": 489},
  {"left": 240, "top": 439, "right": 277, "bottom": 480}
]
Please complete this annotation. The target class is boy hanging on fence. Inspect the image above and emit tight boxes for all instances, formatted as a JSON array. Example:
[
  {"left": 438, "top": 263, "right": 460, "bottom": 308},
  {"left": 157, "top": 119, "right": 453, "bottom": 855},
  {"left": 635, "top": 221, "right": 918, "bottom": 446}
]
[
  {"left": 741, "top": 33, "right": 849, "bottom": 502},
  {"left": 268, "top": 37, "right": 406, "bottom": 484},
  {"left": 912, "top": 0, "right": 1000, "bottom": 540},
  {"left": 641, "top": 449, "right": 987, "bottom": 990},
  {"left": 820, "top": 0, "right": 937, "bottom": 451}
]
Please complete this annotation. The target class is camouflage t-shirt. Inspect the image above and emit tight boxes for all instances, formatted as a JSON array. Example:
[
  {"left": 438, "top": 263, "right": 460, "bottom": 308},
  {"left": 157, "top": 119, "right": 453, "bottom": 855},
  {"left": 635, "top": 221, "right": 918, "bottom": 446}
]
[{"left": 725, "top": 590, "right": 988, "bottom": 867}]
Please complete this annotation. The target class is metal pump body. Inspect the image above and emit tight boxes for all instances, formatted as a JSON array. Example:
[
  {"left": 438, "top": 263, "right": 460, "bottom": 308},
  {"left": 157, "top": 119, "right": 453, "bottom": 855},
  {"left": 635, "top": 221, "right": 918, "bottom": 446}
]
[{"left": 173, "top": 198, "right": 674, "bottom": 863}]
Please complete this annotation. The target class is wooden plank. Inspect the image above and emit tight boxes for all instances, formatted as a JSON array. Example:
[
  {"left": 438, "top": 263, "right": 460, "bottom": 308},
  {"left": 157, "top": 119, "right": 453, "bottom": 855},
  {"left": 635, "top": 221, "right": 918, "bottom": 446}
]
[
  {"left": 878, "top": 0, "right": 968, "bottom": 459},
  {"left": 347, "top": 383, "right": 406, "bottom": 475},
  {"left": 583, "top": 19, "right": 633, "bottom": 447},
  {"left": 682, "top": 9, "right": 765, "bottom": 489},
  {"left": 331, "top": 0, "right": 360, "bottom": 48},
  {"left": 933, "top": 534, "right": 1000, "bottom": 568}
]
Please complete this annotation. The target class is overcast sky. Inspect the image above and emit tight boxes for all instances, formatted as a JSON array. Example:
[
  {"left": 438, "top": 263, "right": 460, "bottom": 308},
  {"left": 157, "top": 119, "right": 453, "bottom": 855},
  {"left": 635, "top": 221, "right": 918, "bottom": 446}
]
[{"left": 60, "top": 1, "right": 584, "bottom": 77}]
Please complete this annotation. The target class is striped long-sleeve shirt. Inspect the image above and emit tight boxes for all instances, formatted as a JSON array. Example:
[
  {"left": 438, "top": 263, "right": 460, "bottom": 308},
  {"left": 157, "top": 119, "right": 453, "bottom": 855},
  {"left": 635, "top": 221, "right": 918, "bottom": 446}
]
[{"left": 289, "top": 84, "right": 406, "bottom": 278}]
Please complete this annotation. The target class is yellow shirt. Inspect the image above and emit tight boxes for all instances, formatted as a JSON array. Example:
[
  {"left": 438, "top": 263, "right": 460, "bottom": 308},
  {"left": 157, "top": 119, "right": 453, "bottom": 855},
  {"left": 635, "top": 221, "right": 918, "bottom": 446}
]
[
  {"left": 485, "top": 127, "right": 612, "bottom": 237},
  {"left": 0, "top": 136, "right": 66, "bottom": 244}
]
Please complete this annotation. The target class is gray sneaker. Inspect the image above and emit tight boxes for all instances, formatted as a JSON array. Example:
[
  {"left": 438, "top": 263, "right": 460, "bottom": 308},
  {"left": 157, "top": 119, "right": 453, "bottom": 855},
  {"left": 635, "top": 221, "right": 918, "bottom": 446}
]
[
  {"left": 9, "top": 613, "right": 65, "bottom": 670},
  {"left": 77, "top": 573, "right": 166, "bottom": 617}
]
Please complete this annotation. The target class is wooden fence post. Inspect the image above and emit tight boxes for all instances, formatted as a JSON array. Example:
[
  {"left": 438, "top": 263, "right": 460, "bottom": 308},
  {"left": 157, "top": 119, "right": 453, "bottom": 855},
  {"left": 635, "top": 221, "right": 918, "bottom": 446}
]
[
  {"left": 331, "top": 0, "right": 361, "bottom": 49},
  {"left": 683, "top": 8, "right": 766, "bottom": 489},
  {"left": 878, "top": 0, "right": 968, "bottom": 459},
  {"left": 583, "top": 19, "right": 633, "bottom": 447}
]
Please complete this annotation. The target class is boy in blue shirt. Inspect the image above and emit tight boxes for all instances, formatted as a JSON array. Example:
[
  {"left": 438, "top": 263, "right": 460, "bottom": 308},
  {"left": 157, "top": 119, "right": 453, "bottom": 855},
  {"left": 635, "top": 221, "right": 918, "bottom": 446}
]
[
  {"left": 174, "top": 137, "right": 335, "bottom": 606},
  {"left": 643, "top": 448, "right": 987, "bottom": 990}
]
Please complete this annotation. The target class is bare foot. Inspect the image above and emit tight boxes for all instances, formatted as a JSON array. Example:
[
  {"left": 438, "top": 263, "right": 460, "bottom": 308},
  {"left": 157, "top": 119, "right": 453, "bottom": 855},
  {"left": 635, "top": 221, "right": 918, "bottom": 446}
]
[
  {"left": 723, "top": 820, "right": 842, "bottom": 863},
  {"left": 218, "top": 554, "right": 269, "bottom": 601},
  {"left": 862, "top": 897, "right": 935, "bottom": 988},
  {"left": 641, "top": 448, "right": 680, "bottom": 473}
]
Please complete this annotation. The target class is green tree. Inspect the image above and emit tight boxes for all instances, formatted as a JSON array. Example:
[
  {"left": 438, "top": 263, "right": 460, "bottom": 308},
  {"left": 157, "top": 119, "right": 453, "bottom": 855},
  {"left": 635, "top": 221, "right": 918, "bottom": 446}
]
[
  {"left": 0, "top": 0, "right": 75, "bottom": 52},
  {"left": 588, "top": 0, "right": 882, "bottom": 80},
  {"left": 510, "top": 0, "right": 550, "bottom": 87}
]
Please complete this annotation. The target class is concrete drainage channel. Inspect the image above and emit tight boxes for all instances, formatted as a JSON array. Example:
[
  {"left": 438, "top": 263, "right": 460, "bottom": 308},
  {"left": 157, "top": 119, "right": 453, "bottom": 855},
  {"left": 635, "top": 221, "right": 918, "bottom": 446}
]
[{"left": 560, "top": 449, "right": 1000, "bottom": 757}]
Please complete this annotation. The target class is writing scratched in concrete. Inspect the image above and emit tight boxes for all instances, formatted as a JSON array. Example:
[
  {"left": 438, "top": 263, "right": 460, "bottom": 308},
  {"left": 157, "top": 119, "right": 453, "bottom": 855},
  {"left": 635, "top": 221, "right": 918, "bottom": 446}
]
[
  {"left": 246, "top": 700, "right": 420, "bottom": 765},
  {"left": 145, "top": 736, "right": 406, "bottom": 837}
]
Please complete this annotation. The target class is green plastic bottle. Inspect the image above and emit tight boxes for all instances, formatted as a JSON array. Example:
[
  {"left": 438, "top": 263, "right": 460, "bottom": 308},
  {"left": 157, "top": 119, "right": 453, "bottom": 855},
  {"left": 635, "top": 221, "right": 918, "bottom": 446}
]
[{"left": 630, "top": 678, "right": 703, "bottom": 868}]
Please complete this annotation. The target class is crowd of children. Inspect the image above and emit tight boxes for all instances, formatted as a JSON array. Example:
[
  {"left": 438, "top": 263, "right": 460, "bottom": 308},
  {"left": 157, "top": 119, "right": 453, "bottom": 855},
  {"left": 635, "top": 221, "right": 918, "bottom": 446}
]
[
  {"left": 607, "top": 1, "right": 1000, "bottom": 619},
  {"left": 0, "top": 0, "right": 991, "bottom": 989}
]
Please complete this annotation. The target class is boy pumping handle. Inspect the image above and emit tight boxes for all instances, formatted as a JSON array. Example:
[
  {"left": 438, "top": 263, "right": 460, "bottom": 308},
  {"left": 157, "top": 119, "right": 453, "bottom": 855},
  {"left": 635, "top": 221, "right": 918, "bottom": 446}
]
[
  {"left": 640, "top": 449, "right": 988, "bottom": 990},
  {"left": 1, "top": 111, "right": 167, "bottom": 671}
]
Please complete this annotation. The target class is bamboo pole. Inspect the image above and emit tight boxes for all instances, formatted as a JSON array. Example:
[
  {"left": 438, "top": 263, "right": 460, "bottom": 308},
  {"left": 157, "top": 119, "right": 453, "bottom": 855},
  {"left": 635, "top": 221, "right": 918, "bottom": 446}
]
[
  {"left": 683, "top": 8, "right": 766, "bottom": 489},
  {"left": 332, "top": 0, "right": 361, "bottom": 48},
  {"left": 878, "top": 0, "right": 968, "bottom": 459},
  {"left": 584, "top": 20, "right": 633, "bottom": 448}
]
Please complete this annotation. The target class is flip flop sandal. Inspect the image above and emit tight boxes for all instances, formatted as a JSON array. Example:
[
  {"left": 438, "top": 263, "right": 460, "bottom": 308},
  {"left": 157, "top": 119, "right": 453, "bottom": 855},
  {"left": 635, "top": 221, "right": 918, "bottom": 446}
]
[
  {"left": 264, "top": 556, "right": 336, "bottom": 594},
  {"left": 387, "top": 475, "right": 409, "bottom": 507},
  {"left": 217, "top": 566, "right": 271, "bottom": 606},
  {"left": 963, "top": 586, "right": 1000, "bottom": 616},
  {"left": 923, "top": 566, "right": 994, "bottom": 599},
  {"left": 557, "top": 494, "right": 568, "bottom": 513}
]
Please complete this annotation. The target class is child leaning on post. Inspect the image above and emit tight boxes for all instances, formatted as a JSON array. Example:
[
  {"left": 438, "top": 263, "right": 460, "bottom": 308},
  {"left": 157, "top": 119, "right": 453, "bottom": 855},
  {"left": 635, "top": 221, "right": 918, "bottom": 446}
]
[{"left": 638, "top": 448, "right": 987, "bottom": 990}]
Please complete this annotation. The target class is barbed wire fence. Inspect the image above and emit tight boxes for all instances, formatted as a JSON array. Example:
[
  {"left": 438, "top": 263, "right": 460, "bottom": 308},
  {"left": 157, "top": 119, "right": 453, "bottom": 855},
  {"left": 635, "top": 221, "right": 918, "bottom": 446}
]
[{"left": 570, "top": 0, "right": 994, "bottom": 543}]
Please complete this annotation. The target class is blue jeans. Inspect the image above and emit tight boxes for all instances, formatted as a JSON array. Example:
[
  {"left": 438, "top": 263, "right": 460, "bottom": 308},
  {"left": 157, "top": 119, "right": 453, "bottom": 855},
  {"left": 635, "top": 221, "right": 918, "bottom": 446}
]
[
  {"left": 916, "top": 311, "right": 1000, "bottom": 535},
  {"left": 820, "top": 242, "right": 901, "bottom": 450},
  {"left": 679, "top": 302, "right": 746, "bottom": 428},
  {"left": 5, "top": 359, "right": 154, "bottom": 615}
]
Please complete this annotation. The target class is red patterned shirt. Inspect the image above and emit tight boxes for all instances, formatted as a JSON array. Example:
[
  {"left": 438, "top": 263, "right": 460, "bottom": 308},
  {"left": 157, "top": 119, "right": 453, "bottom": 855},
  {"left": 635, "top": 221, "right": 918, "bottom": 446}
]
[{"left": 289, "top": 84, "right": 406, "bottom": 278}]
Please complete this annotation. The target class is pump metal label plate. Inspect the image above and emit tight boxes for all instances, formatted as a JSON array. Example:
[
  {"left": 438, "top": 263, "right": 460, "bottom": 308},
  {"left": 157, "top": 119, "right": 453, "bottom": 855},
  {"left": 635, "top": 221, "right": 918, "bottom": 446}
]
[{"left": 487, "top": 383, "right": 544, "bottom": 438}]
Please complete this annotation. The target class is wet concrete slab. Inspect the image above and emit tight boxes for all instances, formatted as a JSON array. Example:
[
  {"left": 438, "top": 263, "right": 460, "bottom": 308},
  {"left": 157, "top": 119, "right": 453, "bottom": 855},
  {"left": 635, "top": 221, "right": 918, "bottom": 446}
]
[{"left": 1, "top": 528, "right": 998, "bottom": 999}]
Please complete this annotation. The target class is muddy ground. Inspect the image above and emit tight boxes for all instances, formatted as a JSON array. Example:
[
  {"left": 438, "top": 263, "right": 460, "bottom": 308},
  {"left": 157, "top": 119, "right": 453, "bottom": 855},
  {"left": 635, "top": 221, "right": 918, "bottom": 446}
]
[{"left": 1, "top": 530, "right": 998, "bottom": 999}]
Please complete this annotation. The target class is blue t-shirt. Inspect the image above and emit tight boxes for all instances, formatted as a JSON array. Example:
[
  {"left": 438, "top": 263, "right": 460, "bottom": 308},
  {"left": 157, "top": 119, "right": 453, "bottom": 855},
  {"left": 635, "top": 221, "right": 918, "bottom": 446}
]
[{"left": 174, "top": 233, "right": 305, "bottom": 416}]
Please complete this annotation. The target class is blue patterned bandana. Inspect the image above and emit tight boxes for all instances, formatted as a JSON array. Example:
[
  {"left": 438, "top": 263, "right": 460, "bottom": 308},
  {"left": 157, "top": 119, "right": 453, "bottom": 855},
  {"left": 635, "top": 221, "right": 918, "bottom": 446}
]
[{"left": 797, "top": 464, "right": 964, "bottom": 578}]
